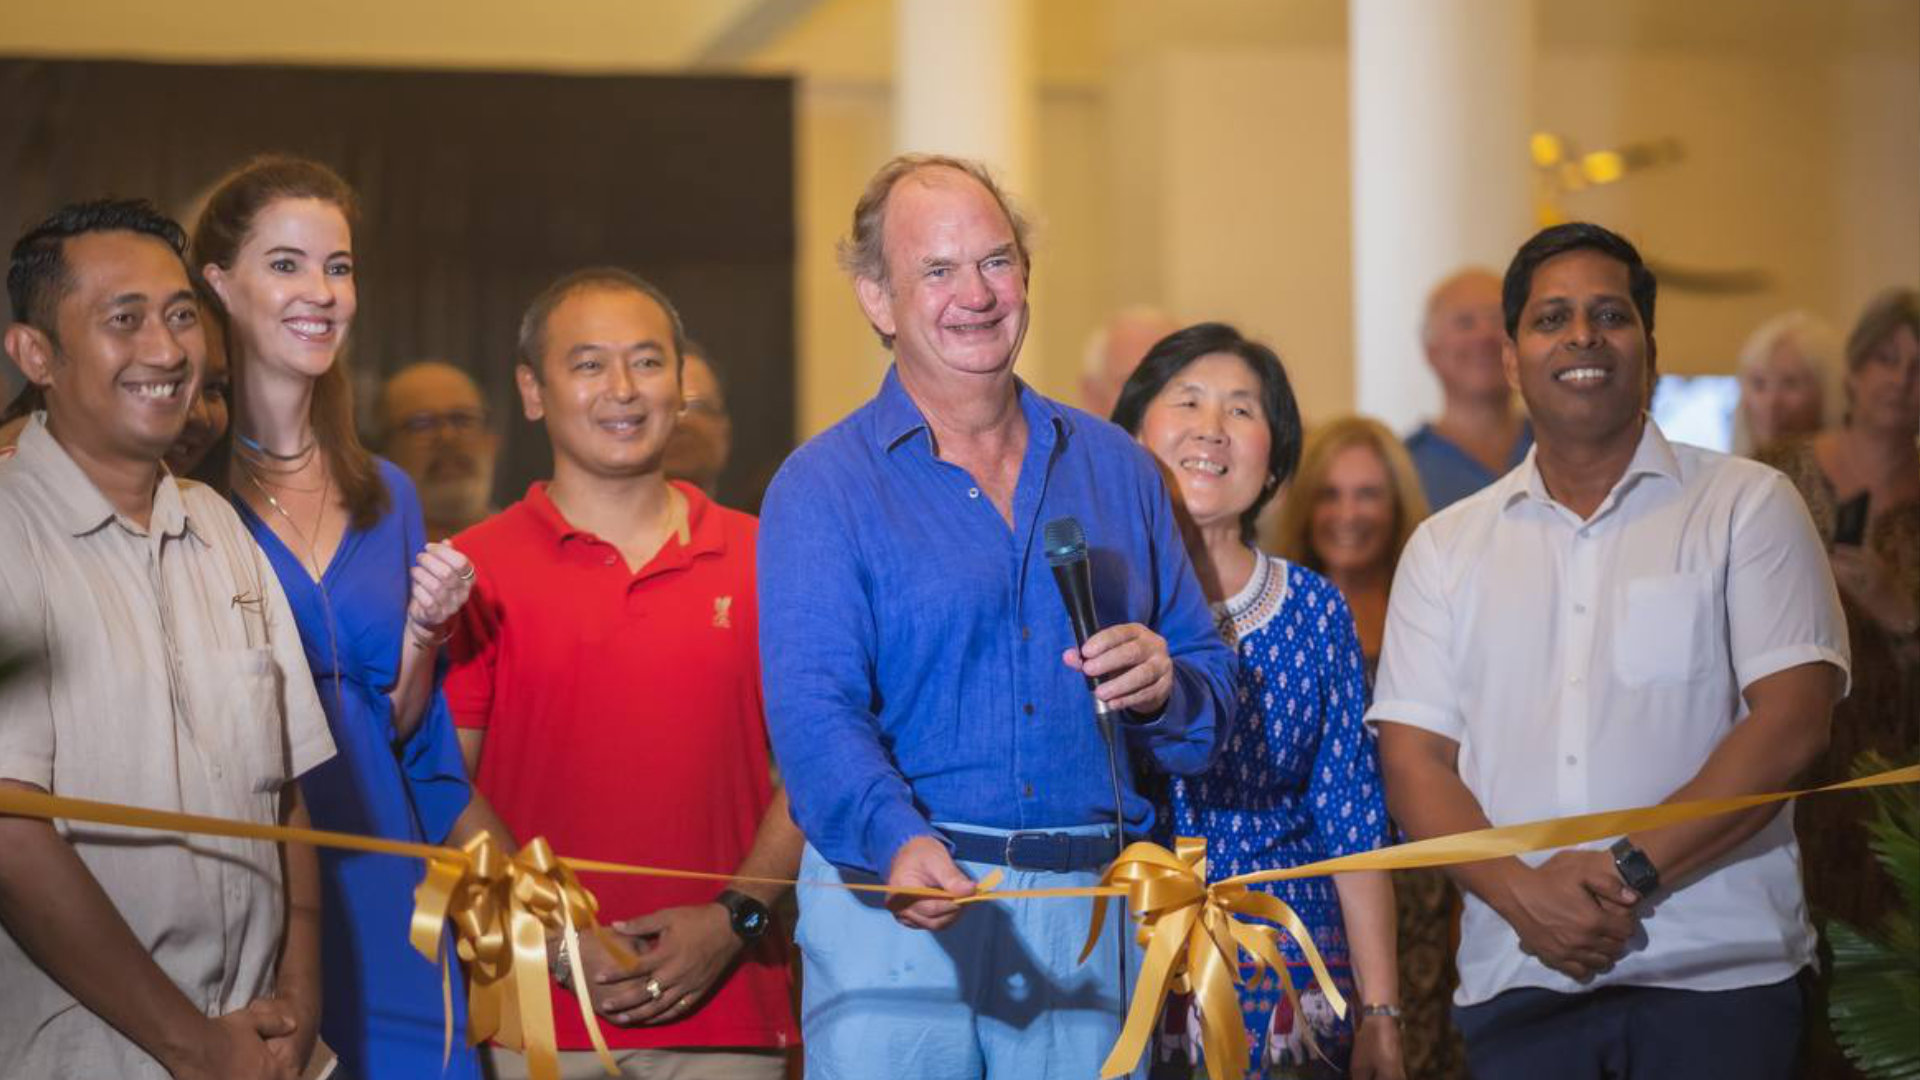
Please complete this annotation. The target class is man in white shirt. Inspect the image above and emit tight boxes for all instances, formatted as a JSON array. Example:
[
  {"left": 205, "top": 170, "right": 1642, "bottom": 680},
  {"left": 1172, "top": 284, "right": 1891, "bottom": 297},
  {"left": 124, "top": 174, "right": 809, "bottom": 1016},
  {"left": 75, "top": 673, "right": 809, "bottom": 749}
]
[{"left": 1369, "top": 222, "right": 1848, "bottom": 1080}]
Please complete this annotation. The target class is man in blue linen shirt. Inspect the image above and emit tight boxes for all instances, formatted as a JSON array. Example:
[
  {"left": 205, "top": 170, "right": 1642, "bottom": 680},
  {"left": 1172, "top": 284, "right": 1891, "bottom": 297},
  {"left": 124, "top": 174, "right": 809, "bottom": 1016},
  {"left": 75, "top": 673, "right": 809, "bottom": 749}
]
[{"left": 758, "top": 154, "right": 1237, "bottom": 1079}]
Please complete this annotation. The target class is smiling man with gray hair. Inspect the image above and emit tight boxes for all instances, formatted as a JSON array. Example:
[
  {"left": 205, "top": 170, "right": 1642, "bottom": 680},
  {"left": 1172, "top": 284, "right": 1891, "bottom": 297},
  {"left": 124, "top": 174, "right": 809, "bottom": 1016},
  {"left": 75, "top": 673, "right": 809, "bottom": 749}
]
[{"left": 757, "top": 154, "right": 1236, "bottom": 1079}]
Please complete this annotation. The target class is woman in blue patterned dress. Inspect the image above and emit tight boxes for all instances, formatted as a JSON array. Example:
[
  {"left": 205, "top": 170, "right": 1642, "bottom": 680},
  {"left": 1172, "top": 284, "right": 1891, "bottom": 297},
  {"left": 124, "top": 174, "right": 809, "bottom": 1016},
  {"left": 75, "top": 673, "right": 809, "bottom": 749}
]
[{"left": 1113, "top": 323, "right": 1404, "bottom": 1080}]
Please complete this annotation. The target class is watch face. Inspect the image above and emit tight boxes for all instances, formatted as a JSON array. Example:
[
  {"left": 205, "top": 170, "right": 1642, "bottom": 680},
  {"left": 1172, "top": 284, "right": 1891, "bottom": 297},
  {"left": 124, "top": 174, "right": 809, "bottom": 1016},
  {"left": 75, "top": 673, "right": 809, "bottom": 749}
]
[{"left": 726, "top": 893, "right": 772, "bottom": 940}]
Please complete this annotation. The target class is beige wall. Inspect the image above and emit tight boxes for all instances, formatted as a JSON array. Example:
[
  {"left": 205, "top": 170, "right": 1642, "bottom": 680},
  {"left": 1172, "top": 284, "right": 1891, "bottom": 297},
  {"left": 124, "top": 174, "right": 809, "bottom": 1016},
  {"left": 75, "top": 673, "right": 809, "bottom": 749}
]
[
  {"left": 0, "top": 0, "right": 762, "bottom": 70},
  {"left": 5, "top": 0, "right": 1914, "bottom": 441},
  {"left": 1537, "top": 45, "right": 1920, "bottom": 378}
]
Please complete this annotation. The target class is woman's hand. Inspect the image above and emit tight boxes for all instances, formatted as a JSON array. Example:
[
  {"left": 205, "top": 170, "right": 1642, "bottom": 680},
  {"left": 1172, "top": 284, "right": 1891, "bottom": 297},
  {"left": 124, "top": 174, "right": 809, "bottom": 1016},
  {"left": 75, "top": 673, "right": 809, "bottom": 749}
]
[{"left": 407, "top": 541, "right": 475, "bottom": 644}]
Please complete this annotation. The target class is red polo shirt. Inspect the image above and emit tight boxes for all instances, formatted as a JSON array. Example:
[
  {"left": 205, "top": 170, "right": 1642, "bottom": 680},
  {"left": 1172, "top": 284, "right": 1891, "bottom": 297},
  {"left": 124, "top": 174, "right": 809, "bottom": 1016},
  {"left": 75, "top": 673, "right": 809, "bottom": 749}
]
[{"left": 446, "top": 481, "right": 794, "bottom": 1052}]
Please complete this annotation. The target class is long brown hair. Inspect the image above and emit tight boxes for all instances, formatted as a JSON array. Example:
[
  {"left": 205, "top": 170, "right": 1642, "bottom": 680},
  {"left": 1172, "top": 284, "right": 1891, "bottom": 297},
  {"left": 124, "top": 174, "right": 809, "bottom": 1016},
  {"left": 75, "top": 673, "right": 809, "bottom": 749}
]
[
  {"left": 1267, "top": 415, "right": 1430, "bottom": 577},
  {"left": 191, "top": 154, "right": 387, "bottom": 527}
]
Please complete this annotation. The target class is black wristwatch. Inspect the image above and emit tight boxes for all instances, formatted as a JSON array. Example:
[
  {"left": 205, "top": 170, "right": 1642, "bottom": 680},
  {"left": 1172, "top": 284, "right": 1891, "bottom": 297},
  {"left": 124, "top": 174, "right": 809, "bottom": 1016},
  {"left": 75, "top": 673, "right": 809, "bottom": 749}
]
[
  {"left": 1609, "top": 837, "right": 1661, "bottom": 896},
  {"left": 716, "top": 889, "right": 772, "bottom": 943}
]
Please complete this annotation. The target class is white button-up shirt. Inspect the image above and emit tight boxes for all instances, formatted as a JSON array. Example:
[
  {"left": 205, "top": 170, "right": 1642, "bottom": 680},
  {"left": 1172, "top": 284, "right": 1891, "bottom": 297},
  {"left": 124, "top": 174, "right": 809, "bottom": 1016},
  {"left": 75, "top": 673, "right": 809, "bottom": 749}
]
[{"left": 1366, "top": 421, "right": 1848, "bottom": 1005}]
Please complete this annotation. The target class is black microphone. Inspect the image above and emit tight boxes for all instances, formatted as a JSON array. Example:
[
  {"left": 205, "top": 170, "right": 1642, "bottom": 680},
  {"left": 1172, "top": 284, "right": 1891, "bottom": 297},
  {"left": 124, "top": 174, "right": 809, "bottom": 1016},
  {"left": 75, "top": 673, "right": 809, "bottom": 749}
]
[{"left": 1043, "top": 516, "right": 1112, "bottom": 718}]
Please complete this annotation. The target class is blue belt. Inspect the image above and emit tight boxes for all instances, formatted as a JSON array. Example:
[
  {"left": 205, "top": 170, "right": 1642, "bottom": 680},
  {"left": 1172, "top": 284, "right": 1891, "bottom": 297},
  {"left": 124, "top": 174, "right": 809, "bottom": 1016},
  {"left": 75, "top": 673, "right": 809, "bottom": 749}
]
[{"left": 940, "top": 827, "right": 1122, "bottom": 873}]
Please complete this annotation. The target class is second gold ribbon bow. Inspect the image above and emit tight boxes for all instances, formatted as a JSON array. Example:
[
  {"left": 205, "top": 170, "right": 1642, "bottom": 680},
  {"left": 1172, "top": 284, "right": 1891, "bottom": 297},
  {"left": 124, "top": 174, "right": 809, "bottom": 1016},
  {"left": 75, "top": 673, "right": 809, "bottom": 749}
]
[{"left": 1081, "top": 837, "right": 1346, "bottom": 1080}]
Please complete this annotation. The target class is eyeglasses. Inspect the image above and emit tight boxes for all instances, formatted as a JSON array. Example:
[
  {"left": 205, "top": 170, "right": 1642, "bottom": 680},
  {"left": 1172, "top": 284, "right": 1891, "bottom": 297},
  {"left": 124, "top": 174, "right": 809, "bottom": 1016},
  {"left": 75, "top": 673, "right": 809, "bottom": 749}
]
[{"left": 397, "top": 409, "right": 488, "bottom": 437}]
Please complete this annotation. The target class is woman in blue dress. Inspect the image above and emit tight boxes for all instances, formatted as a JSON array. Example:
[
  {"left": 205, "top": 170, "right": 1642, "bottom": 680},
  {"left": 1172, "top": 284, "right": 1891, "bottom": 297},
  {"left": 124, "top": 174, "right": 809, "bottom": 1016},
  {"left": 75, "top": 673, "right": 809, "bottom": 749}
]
[
  {"left": 1113, "top": 323, "right": 1404, "bottom": 1080},
  {"left": 195, "top": 155, "right": 490, "bottom": 1080}
]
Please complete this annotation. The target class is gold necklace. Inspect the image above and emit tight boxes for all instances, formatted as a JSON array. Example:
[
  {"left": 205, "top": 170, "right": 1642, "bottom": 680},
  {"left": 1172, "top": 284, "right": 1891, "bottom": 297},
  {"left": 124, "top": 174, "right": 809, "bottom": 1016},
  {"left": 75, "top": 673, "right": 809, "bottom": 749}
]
[{"left": 248, "top": 465, "right": 333, "bottom": 580}]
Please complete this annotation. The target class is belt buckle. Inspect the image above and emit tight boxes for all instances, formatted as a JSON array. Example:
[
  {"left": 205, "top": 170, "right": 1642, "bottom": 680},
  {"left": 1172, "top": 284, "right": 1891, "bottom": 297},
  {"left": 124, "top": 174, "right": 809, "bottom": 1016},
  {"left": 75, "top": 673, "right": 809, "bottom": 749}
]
[{"left": 1004, "top": 831, "right": 1063, "bottom": 872}]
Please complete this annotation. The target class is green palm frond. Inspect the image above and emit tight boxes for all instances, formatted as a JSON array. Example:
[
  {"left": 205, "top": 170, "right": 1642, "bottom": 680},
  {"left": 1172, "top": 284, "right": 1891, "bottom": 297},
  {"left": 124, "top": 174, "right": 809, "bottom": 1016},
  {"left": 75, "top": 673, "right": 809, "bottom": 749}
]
[{"left": 1828, "top": 751, "right": 1920, "bottom": 1080}]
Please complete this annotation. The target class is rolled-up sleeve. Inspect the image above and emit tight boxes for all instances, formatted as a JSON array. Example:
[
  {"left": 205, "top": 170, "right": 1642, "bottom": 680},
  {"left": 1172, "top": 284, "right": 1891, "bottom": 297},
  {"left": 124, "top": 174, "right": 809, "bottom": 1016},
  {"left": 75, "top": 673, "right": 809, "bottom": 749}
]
[
  {"left": 758, "top": 454, "right": 932, "bottom": 876},
  {"left": 1366, "top": 524, "right": 1464, "bottom": 741},
  {"left": 1727, "top": 472, "right": 1850, "bottom": 697}
]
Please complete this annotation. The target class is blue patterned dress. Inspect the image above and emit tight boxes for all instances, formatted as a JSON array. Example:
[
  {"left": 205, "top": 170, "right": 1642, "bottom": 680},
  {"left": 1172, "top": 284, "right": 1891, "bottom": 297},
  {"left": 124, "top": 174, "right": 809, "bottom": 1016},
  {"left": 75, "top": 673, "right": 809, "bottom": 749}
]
[{"left": 1149, "top": 552, "right": 1390, "bottom": 1078}]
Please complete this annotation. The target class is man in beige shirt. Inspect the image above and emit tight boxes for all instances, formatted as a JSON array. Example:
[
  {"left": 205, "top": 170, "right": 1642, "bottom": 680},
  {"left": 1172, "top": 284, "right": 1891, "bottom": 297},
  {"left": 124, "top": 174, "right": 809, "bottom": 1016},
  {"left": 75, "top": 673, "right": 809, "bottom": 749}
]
[{"left": 0, "top": 199, "right": 336, "bottom": 1080}]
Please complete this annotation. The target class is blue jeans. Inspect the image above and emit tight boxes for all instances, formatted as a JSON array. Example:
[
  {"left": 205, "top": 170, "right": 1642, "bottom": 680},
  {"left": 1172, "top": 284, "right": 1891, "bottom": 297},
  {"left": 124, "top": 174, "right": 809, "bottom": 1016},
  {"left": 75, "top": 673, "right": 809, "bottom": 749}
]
[
  {"left": 795, "top": 825, "right": 1145, "bottom": 1080},
  {"left": 1453, "top": 973, "right": 1804, "bottom": 1080}
]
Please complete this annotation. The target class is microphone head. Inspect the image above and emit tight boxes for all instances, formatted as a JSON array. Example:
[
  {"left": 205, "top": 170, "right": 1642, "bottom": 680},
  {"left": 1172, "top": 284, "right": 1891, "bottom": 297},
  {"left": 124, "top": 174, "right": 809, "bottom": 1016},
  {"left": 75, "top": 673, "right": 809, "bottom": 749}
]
[{"left": 1042, "top": 516, "right": 1088, "bottom": 567}]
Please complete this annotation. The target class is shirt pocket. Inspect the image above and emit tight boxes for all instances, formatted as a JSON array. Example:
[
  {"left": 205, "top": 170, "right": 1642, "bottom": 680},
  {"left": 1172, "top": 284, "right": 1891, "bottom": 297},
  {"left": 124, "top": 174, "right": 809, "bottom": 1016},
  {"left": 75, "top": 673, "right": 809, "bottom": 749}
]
[
  {"left": 197, "top": 647, "right": 290, "bottom": 796},
  {"left": 1612, "top": 572, "right": 1715, "bottom": 687}
]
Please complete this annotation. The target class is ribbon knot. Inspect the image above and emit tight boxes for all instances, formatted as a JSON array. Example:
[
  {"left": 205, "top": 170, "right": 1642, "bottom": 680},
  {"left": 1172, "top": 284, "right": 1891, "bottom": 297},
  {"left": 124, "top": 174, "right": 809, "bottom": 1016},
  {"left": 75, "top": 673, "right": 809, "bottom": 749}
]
[
  {"left": 411, "top": 834, "right": 627, "bottom": 1080},
  {"left": 1082, "top": 838, "right": 1347, "bottom": 1080}
]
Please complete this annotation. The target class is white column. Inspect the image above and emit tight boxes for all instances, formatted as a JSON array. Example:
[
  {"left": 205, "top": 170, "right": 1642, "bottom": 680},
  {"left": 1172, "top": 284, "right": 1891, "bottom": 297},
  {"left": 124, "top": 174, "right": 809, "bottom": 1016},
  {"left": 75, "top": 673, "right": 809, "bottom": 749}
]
[
  {"left": 893, "top": 0, "right": 1035, "bottom": 197},
  {"left": 1350, "top": 0, "right": 1535, "bottom": 432}
]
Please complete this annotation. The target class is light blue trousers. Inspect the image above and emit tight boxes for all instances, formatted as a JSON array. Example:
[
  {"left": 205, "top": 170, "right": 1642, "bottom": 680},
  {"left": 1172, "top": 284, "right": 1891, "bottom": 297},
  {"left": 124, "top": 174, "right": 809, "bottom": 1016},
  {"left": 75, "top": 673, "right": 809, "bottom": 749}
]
[{"left": 796, "top": 825, "right": 1147, "bottom": 1080}]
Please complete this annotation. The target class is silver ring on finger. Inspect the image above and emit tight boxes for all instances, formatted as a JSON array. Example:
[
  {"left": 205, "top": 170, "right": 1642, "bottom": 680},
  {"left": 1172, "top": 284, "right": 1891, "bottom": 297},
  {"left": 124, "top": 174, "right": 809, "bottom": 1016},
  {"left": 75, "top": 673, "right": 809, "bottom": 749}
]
[{"left": 645, "top": 977, "right": 663, "bottom": 1002}]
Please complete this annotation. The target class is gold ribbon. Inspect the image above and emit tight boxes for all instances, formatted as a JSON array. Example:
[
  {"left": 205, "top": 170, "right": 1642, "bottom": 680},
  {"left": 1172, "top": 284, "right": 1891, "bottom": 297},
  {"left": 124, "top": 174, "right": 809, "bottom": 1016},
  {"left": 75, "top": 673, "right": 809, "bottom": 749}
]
[
  {"left": 2, "top": 766, "right": 1915, "bottom": 1080},
  {"left": 412, "top": 835, "right": 634, "bottom": 1080},
  {"left": 1080, "top": 763, "right": 1920, "bottom": 1079},
  {"left": 1079, "top": 837, "right": 1346, "bottom": 1080}
]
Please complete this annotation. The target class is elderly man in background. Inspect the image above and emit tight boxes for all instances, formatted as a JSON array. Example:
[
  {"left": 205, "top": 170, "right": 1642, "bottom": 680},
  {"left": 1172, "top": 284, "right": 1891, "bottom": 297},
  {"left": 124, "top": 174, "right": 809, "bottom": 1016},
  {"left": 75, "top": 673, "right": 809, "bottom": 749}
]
[
  {"left": 377, "top": 360, "right": 498, "bottom": 541},
  {"left": 662, "top": 343, "right": 732, "bottom": 498},
  {"left": 1079, "top": 305, "right": 1179, "bottom": 419},
  {"left": 1404, "top": 268, "right": 1533, "bottom": 510}
]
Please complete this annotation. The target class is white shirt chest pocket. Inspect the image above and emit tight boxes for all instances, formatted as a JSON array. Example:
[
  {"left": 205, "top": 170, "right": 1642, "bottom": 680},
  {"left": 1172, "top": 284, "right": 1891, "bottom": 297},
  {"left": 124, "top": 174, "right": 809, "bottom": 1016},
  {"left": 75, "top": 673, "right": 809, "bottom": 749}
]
[{"left": 1613, "top": 571, "right": 1718, "bottom": 687}]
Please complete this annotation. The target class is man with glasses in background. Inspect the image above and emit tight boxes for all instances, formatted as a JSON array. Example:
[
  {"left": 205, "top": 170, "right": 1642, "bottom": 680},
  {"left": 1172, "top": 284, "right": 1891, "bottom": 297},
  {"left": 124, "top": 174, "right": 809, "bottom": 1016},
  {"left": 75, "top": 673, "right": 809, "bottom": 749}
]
[{"left": 378, "top": 360, "right": 499, "bottom": 540}]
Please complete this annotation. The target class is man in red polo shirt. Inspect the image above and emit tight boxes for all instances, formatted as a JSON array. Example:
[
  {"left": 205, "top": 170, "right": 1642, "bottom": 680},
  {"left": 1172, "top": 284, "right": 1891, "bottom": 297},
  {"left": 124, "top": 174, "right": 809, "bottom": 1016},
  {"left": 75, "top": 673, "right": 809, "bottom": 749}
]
[{"left": 446, "top": 267, "right": 802, "bottom": 1079}]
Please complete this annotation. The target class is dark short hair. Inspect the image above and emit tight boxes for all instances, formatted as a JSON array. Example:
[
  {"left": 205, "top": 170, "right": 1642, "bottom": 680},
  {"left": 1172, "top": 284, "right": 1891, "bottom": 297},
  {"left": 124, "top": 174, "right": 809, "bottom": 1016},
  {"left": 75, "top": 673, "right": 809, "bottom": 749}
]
[
  {"left": 517, "top": 267, "right": 688, "bottom": 377},
  {"left": 8, "top": 198, "right": 189, "bottom": 338},
  {"left": 1110, "top": 321, "right": 1304, "bottom": 545},
  {"left": 1501, "top": 222, "right": 1657, "bottom": 338}
]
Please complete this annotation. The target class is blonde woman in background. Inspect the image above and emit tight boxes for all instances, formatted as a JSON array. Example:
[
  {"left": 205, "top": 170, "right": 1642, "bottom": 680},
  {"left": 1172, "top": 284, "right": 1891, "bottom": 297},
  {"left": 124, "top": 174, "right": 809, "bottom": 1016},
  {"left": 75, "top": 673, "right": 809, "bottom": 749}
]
[
  {"left": 1268, "top": 417, "right": 1463, "bottom": 1080},
  {"left": 1731, "top": 311, "right": 1843, "bottom": 457},
  {"left": 1267, "top": 418, "right": 1429, "bottom": 680},
  {"left": 1758, "top": 288, "right": 1919, "bottom": 1080}
]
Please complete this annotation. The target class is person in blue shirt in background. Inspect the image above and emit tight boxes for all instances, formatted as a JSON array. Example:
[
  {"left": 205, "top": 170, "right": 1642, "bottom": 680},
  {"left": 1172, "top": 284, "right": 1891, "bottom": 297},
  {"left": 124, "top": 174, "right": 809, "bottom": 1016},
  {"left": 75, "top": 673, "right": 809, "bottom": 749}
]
[
  {"left": 1403, "top": 269, "right": 1532, "bottom": 510},
  {"left": 758, "top": 154, "right": 1237, "bottom": 1080}
]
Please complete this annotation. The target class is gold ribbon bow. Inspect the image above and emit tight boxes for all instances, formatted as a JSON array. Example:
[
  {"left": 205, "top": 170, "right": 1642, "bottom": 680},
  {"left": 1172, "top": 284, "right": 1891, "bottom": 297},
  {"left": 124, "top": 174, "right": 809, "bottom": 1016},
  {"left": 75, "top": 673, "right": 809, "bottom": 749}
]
[
  {"left": 1082, "top": 837, "right": 1345, "bottom": 1080},
  {"left": 413, "top": 835, "right": 633, "bottom": 1080}
]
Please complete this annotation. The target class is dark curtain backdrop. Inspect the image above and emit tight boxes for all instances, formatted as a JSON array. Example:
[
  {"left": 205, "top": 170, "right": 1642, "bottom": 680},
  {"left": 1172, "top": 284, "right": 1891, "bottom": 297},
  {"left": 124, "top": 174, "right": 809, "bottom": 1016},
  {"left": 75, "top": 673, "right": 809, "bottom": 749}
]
[{"left": 0, "top": 57, "right": 795, "bottom": 509}]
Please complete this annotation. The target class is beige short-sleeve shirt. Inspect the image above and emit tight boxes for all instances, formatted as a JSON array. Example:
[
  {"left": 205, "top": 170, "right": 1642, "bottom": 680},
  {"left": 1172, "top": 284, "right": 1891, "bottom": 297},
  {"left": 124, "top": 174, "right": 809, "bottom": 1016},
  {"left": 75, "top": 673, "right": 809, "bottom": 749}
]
[{"left": 0, "top": 415, "right": 335, "bottom": 1078}]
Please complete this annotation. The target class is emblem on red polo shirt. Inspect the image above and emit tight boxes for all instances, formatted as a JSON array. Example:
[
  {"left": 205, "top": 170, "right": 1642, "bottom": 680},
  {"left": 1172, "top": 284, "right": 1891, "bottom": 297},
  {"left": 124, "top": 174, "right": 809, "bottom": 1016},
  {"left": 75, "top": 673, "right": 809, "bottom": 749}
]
[{"left": 713, "top": 595, "right": 733, "bottom": 629}]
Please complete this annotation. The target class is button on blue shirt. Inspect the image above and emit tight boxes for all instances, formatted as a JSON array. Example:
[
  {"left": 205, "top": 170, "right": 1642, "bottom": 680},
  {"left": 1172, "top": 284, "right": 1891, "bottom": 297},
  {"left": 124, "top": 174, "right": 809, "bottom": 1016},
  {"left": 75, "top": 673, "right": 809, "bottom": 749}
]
[
  {"left": 758, "top": 368, "right": 1238, "bottom": 875},
  {"left": 1405, "top": 420, "right": 1533, "bottom": 511}
]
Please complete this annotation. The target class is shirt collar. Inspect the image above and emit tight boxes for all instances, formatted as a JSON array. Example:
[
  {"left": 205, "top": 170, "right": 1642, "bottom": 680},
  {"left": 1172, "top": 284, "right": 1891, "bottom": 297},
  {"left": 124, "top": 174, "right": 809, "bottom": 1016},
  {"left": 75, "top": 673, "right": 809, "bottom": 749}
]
[
  {"left": 1503, "top": 417, "right": 1681, "bottom": 514},
  {"left": 869, "top": 364, "right": 1071, "bottom": 454},
  {"left": 522, "top": 478, "right": 722, "bottom": 561},
  {"left": 17, "top": 412, "right": 194, "bottom": 541}
]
